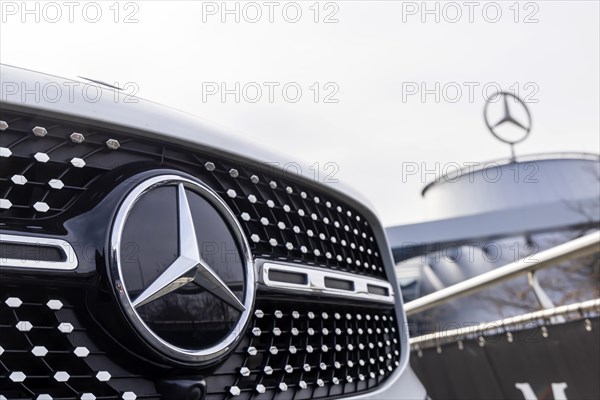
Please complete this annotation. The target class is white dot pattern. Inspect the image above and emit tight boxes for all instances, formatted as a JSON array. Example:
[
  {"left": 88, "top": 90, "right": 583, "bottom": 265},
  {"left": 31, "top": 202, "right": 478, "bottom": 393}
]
[{"left": 210, "top": 306, "right": 400, "bottom": 397}]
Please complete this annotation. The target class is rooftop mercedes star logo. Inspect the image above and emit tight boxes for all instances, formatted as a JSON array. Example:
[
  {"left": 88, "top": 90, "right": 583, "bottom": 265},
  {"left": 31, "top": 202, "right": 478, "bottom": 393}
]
[
  {"left": 484, "top": 91, "right": 532, "bottom": 146},
  {"left": 132, "top": 183, "right": 245, "bottom": 312}
]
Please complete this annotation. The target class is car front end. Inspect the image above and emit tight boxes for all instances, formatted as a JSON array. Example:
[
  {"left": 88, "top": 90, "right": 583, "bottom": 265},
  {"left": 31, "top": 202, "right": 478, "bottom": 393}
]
[{"left": 0, "top": 65, "right": 425, "bottom": 400}]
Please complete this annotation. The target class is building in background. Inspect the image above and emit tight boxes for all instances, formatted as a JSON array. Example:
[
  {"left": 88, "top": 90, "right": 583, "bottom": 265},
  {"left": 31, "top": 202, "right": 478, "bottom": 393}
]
[
  {"left": 389, "top": 152, "right": 599, "bottom": 333},
  {"left": 387, "top": 92, "right": 599, "bottom": 399}
]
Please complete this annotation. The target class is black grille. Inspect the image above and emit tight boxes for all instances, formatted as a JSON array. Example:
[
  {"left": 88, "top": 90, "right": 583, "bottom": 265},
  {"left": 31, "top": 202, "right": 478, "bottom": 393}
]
[
  {"left": 191, "top": 300, "right": 399, "bottom": 400},
  {"left": 0, "top": 291, "right": 400, "bottom": 400},
  {"left": 0, "top": 289, "right": 160, "bottom": 399},
  {"left": 0, "top": 111, "right": 385, "bottom": 279}
]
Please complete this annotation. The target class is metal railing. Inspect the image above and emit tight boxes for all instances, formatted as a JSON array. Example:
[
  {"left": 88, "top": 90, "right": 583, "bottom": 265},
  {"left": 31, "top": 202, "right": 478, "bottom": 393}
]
[
  {"left": 404, "top": 231, "right": 600, "bottom": 316},
  {"left": 409, "top": 298, "right": 600, "bottom": 347}
]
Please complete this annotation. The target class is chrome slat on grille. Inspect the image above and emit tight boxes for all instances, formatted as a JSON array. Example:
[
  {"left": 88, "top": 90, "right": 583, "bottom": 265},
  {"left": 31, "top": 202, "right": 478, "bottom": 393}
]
[
  {"left": 261, "top": 261, "right": 394, "bottom": 304},
  {"left": 0, "top": 233, "right": 78, "bottom": 270}
]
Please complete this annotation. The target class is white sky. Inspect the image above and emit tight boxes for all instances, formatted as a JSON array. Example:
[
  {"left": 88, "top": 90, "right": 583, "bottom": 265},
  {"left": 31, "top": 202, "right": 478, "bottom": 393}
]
[{"left": 1, "top": 0, "right": 598, "bottom": 226}]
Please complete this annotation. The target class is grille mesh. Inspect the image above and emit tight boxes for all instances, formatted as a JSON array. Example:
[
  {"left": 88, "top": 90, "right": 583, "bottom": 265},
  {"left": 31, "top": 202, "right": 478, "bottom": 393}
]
[
  {"left": 0, "top": 290, "right": 400, "bottom": 400},
  {"left": 205, "top": 301, "right": 400, "bottom": 400},
  {"left": 0, "top": 289, "right": 160, "bottom": 400},
  {"left": 0, "top": 112, "right": 386, "bottom": 279}
]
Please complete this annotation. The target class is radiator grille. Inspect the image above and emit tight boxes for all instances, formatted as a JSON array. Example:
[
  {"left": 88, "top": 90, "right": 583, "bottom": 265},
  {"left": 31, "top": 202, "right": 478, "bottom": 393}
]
[
  {"left": 205, "top": 301, "right": 401, "bottom": 400},
  {"left": 0, "top": 289, "right": 160, "bottom": 400},
  {"left": 0, "top": 112, "right": 386, "bottom": 279},
  {"left": 1, "top": 291, "right": 400, "bottom": 400}
]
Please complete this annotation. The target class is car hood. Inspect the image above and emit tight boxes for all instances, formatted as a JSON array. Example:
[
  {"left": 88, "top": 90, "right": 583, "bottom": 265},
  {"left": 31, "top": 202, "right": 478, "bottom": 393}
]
[{"left": 0, "top": 63, "right": 378, "bottom": 215}]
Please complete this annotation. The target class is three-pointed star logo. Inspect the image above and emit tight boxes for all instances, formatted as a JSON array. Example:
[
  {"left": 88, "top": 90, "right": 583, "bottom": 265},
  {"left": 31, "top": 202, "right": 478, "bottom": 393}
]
[
  {"left": 131, "top": 184, "right": 245, "bottom": 312},
  {"left": 484, "top": 91, "right": 532, "bottom": 145},
  {"left": 490, "top": 93, "right": 528, "bottom": 131}
]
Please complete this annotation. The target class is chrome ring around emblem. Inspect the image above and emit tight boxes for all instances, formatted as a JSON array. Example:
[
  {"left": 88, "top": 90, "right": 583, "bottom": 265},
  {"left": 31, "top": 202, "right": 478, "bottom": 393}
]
[{"left": 109, "top": 174, "right": 255, "bottom": 364}]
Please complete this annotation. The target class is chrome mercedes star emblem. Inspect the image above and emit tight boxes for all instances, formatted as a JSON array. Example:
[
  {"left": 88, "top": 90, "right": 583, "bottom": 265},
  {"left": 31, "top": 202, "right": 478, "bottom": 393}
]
[
  {"left": 110, "top": 174, "right": 254, "bottom": 363},
  {"left": 132, "top": 183, "right": 245, "bottom": 312},
  {"left": 484, "top": 91, "right": 532, "bottom": 145}
]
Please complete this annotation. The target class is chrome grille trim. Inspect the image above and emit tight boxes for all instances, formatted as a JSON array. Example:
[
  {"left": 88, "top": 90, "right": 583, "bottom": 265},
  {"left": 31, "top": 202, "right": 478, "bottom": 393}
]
[
  {"left": 0, "top": 233, "right": 78, "bottom": 270},
  {"left": 260, "top": 261, "right": 394, "bottom": 304}
]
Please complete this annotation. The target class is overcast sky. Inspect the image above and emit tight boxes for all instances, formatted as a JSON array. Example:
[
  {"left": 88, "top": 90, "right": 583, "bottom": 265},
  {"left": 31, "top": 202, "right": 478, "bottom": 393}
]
[{"left": 1, "top": 1, "right": 598, "bottom": 226}]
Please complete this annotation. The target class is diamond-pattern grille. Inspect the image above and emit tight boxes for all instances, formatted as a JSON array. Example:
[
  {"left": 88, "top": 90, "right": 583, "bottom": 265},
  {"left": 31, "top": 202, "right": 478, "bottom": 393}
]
[
  {"left": 0, "top": 112, "right": 386, "bottom": 279},
  {"left": 0, "top": 109, "right": 401, "bottom": 399},
  {"left": 205, "top": 300, "right": 400, "bottom": 400},
  {"left": 0, "top": 289, "right": 160, "bottom": 399},
  {"left": 0, "top": 291, "right": 400, "bottom": 400}
]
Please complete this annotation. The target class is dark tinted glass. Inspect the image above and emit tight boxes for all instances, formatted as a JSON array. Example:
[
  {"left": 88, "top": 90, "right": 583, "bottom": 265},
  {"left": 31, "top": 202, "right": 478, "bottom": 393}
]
[
  {"left": 120, "top": 185, "right": 245, "bottom": 349},
  {"left": 121, "top": 186, "right": 178, "bottom": 295}
]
